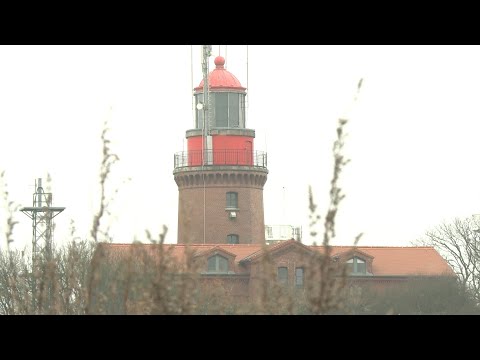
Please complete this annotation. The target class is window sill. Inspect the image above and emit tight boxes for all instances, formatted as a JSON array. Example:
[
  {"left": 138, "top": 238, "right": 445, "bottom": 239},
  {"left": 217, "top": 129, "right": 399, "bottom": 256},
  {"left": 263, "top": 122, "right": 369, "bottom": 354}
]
[
  {"left": 202, "top": 271, "right": 236, "bottom": 275},
  {"left": 349, "top": 272, "right": 373, "bottom": 276}
]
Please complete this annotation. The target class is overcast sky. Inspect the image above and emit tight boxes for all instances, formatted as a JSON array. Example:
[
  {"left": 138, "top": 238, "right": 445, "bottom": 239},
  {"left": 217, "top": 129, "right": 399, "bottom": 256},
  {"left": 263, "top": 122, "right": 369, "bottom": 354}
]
[{"left": 1, "top": 45, "right": 480, "bottom": 250}]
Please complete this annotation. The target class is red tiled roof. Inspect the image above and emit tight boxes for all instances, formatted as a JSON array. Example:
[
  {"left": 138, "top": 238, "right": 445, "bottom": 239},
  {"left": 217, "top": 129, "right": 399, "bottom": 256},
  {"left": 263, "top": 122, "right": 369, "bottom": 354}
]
[
  {"left": 194, "top": 245, "right": 241, "bottom": 259},
  {"left": 319, "top": 245, "right": 455, "bottom": 276},
  {"left": 240, "top": 240, "right": 313, "bottom": 263},
  {"left": 99, "top": 241, "right": 454, "bottom": 277},
  {"left": 98, "top": 243, "right": 263, "bottom": 263},
  {"left": 332, "top": 248, "right": 375, "bottom": 260}
]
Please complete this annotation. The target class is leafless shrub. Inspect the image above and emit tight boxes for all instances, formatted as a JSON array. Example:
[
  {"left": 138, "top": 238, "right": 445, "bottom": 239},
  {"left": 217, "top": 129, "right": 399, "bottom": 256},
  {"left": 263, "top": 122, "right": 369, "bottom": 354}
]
[
  {"left": 1, "top": 171, "right": 20, "bottom": 252},
  {"left": 0, "top": 239, "right": 96, "bottom": 315},
  {"left": 90, "top": 116, "right": 120, "bottom": 243},
  {"left": 417, "top": 217, "right": 480, "bottom": 304},
  {"left": 85, "top": 227, "right": 201, "bottom": 315},
  {"left": 303, "top": 80, "right": 364, "bottom": 315},
  {"left": 86, "top": 115, "right": 121, "bottom": 314}
]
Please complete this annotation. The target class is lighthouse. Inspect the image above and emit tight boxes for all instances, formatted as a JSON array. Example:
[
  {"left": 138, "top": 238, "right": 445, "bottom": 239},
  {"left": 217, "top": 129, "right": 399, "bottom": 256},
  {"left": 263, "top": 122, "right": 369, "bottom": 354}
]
[{"left": 174, "top": 46, "right": 268, "bottom": 245}]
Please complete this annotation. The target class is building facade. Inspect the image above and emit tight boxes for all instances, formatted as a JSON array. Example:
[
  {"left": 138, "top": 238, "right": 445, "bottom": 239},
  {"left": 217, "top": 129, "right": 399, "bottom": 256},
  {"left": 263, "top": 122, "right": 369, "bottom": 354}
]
[
  {"left": 99, "top": 239, "right": 456, "bottom": 305},
  {"left": 96, "top": 47, "right": 457, "bottom": 312}
]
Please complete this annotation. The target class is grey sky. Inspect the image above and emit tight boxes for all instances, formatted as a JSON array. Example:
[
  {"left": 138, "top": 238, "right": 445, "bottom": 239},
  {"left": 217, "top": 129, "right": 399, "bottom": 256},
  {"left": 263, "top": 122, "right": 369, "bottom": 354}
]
[{"left": 1, "top": 45, "right": 480, "bottom": 250}]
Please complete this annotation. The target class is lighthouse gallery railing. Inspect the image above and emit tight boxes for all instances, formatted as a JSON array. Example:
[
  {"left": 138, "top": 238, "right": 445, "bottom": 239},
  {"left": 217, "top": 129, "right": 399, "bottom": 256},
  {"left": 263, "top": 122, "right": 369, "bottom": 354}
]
[{"left": 174, "top": 149, "right": 267, "bottom": 169}]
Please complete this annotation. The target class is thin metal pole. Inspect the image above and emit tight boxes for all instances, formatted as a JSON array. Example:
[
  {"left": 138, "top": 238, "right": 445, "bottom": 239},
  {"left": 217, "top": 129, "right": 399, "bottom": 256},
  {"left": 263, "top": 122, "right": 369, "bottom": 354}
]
[
  {"left": 246, "top": 45, "right": 249, "bottom": 125},
  {"left": 191, "top": 45, "right": 194, "bottom": 128},
  {"left": 201, "top": 45, "right": 211, "bottom": 244}
]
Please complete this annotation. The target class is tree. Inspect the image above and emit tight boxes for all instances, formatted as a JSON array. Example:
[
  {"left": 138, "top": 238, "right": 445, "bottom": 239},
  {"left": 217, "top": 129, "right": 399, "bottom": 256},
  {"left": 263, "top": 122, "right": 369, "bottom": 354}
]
[{"left": 417, "top": 217, "right": 480, "bottom": 304}]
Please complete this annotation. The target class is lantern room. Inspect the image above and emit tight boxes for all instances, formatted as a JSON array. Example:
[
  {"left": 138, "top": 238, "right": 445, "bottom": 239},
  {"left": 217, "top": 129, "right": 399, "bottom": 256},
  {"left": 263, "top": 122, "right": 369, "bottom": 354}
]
[
  {"left": 173, "top": 54, "right": 267, "bottom": 169},
  {"left": 193, "top": 56, "right": 247, "bottom": 129}
]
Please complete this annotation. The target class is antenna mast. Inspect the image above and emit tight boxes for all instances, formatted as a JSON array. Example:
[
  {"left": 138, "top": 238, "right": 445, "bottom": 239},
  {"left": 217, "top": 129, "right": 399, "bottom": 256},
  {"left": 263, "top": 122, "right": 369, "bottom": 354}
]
[
  {"left": 20, "top": 178, "right": 65, "bottom": 262},
  {"left": 20, "top": 178, "right": 65, "bottom": 311},
  {"left": 201, "top": 45, "right": 212, "bottom": 244},
  {"left": 201, "top": 45, "right": 212, "bottom": 161}
]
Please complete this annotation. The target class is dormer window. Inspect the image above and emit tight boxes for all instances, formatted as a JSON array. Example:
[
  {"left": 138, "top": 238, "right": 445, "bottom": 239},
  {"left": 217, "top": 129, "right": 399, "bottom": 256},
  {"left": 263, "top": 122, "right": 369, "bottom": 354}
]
[
  {"left": 207, "top": 255, "right": 229, "bottom": 273},
  {"left": 346, "top": 256, "right": 366, "bottom": 274}
]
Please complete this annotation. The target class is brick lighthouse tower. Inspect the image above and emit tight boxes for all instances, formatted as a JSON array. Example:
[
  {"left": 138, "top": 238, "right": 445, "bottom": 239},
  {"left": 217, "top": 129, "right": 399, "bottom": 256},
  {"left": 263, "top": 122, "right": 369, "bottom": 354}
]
[{"left": 174, "top": 46, "right": 268, "bottom": 245}]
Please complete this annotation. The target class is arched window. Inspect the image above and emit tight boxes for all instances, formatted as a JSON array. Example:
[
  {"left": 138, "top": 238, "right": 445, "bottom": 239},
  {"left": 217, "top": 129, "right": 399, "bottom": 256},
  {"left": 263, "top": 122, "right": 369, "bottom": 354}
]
[
  {"left": 346, "top": 256, "right": 366, "bottom": 274},
  {"left": 227, "top": 234, "right": 239, "bottom": 244},
  {"left": 226, "top": 192, "right": 238, "bottom": 209},
  {"left": 207, "top": 255, "right": 229, "bottom": 273}
]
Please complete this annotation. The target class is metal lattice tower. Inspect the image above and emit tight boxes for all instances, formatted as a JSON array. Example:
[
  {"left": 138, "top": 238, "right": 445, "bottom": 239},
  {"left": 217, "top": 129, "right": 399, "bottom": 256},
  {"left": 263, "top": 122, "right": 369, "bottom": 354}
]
[{"left": 20, "top": 178, "right": 65, "bottom": 263}]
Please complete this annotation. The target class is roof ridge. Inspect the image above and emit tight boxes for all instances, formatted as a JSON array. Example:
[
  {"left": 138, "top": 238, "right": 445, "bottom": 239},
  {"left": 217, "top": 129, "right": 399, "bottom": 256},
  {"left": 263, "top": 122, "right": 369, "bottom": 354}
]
[
  {"left": 105, "top": 243, "right": 263, "bottom": 246},
  {"left": 105, "top": 243, "right": 436, "bottom": 250},
  {"left": 310, "top": 245, "right": 435, "bottom": 249}
]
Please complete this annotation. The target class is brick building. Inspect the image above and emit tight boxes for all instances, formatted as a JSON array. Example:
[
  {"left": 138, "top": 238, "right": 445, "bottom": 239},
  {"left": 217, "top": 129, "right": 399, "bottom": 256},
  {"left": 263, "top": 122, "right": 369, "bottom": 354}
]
[
  {"left": 99, "top": 239, "right": 455, "bottom": 303},
  {"left": 98, "top": 47, "right": 455, "bottom": 307}
]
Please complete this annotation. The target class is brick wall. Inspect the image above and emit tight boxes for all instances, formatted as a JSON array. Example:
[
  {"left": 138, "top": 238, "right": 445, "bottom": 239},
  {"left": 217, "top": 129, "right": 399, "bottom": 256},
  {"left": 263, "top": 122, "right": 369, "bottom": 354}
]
[{"left": 175, "top": 168, "right": 268, "bottom": 245}]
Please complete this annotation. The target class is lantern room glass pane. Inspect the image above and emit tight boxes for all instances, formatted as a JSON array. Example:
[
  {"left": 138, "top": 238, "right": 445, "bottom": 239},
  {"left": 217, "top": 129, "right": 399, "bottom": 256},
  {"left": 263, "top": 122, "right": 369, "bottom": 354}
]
[
  {"left": 229, "top": 93, "right": 239, "bottom": 127},
  {"left": 239, "top": 94, "right": 246, "bottom": 128},
  {"left": 215, "top": 93, "right": 228, "bottom": 127},
  {"left": 195, "top": 93, "right": 204, "bottom": 129}
]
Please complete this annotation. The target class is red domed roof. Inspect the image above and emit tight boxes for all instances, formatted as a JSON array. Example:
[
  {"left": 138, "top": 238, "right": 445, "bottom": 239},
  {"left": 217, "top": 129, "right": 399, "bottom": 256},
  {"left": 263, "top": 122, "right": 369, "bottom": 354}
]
[{"left": 194, "top": 56, "right": 246, "bottom": 92}]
